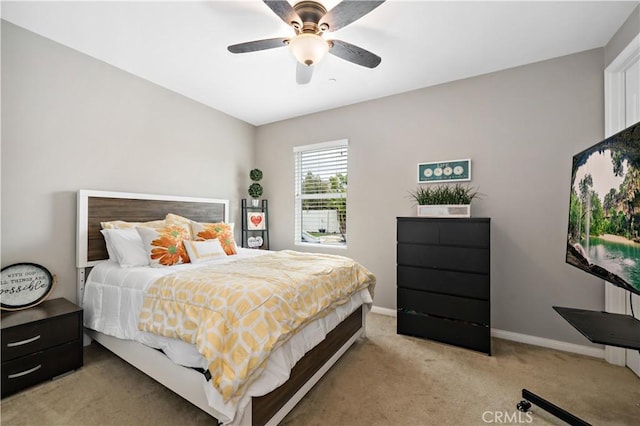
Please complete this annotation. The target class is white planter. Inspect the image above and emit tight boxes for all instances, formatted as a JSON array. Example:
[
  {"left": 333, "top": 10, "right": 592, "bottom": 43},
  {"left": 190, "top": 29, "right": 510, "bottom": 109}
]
[{"left": 417, "top": 204, "right": 470, "bottom": 218}]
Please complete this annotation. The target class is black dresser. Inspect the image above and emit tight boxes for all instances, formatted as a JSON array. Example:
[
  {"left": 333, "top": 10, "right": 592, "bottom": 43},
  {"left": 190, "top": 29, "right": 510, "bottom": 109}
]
[{"left": 396, "top": 217, "right": 491, "bottom": 354}]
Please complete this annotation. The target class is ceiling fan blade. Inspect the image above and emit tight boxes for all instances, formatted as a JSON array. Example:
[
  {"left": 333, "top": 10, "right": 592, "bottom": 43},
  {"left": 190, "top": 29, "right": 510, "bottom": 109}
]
[
  {"left": 228, "top": 38, "right": 288, "bottom": 54},
  {"left": 296, "top": 62, "right": 314, "bottom": 85},
  {"left": 328, "top": 39, "right": 381, "bottom": 68},
  {"left": 263, "top": 0, "right": 301, "bottom": 27},
  {"left": 320, "top": 1, "right": 385, "bottom": 32}
]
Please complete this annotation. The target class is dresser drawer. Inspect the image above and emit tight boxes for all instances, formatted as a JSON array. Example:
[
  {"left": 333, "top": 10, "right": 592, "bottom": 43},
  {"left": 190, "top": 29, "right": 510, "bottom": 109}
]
[
  {"left": 397, "top": 311, "right": 491, "bottom": 355},
  {"left": 397, "top": 219, "right": 489, "bottom": 248},
  {"left": 2, "top": 313, "right": 81, "bottom": 362},
  {"left": 397, "top": 265, "right": 489, "bottom": 299},
  {"left": 397, "top": 243, "right": 489, "bottom": 274},
  {"left": 438, "top": 221, "right": 489, "bottom": 248},
  {"left": 1, "top": 340, "right": 83, "bottom": 397},
  {"left": 398, "top": 287, "right": 489, "bottom": 325},
  {"left": 397, "top": 219, "right": 439, "bottom": 244}
]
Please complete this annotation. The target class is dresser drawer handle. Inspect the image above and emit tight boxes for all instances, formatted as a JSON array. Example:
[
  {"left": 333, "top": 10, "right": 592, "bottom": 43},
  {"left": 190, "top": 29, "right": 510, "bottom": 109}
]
[
  {"left": 7, "top": 364, "right": 42, "bottom": 379},
  {"left": 6, "top": 335, "right": 41, "bottom": 347}
]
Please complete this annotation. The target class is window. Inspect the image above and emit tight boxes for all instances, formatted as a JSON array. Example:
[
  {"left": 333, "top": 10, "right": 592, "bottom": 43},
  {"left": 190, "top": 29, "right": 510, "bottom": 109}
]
[{"left": 294, "top": 139, "right": 348, "bottom": 247}]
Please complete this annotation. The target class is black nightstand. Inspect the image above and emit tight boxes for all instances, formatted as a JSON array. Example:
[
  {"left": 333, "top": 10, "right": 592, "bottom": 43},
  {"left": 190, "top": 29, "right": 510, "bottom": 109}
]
[{"left": 1, "top": 298, "right": 83, "bottom": 398}]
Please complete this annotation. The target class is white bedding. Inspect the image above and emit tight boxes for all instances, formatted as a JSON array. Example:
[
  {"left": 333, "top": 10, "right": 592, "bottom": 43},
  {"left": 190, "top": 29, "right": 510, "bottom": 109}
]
[{"left": 83, "top": 248, "right": 372, "bottom": 424}]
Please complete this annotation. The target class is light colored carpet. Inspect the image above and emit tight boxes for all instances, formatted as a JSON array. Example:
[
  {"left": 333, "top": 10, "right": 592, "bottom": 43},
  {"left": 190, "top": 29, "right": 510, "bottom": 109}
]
[{"left": 1, "top": 313, "right": 639, "bottom": 425}]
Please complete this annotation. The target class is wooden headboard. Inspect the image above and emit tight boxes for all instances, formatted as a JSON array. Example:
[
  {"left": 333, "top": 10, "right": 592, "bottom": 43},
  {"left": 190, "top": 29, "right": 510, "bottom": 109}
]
[{"left": 76, "top": 190, "right": 229, "bottom": 268}]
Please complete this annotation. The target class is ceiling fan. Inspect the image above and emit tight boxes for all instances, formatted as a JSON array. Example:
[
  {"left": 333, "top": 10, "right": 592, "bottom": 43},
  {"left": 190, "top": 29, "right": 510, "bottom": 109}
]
[{"left": 227, "top": 0, "right": 385, "bottom": 84}]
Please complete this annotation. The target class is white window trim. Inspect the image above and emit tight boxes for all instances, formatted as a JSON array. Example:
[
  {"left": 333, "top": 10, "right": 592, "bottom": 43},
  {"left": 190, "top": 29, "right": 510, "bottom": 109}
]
[
  {"left": 293, "top": 139, "right": 348, "bottom": 153},
  {"left": 294, "top": 139, "right": 348, "bottom": 249},
  {"left": 603, "top": 33, "right": 640, "bottom": 371},
  {"left": 294, "top": 241, "right": 349, "bottom": 250}
]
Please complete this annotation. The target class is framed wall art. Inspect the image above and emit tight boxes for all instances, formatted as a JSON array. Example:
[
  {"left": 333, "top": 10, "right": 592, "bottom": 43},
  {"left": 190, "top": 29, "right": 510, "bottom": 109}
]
[
  {"left": 418, "top": 159, "right": 471, "bottom": 183},
  {"left": 247, "top": 212, "right": 266, "bottom": 230}
]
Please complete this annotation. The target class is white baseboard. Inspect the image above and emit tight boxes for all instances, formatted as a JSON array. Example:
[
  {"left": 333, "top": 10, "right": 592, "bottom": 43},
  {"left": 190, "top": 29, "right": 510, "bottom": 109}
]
[
  {"left": 490, "top": 328, "right": 604, "bottom": 359},
  {"left": 370, "top": 305, "right": 605, "bottom": 359},
  {"left": 370, "top": 305, "right": 397, "bottom": 317}
]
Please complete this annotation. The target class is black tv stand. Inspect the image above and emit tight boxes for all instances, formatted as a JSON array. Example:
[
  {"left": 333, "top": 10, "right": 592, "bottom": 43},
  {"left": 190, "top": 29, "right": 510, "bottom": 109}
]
[
  {"left": 517, "top": 306, "right": 640, "bottom": 425},
  {"left": 552, "top": 307, "right": 640, "bottom": 350}
]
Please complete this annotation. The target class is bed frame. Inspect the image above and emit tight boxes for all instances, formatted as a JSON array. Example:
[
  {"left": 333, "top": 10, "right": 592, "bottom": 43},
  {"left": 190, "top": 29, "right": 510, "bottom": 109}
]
[{"left": 76, "top": 189, "right": 367, "bottom": 425}]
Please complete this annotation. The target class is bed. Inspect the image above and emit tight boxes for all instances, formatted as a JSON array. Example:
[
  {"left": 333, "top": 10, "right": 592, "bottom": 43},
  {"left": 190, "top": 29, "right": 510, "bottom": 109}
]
[{"left": 76, "top": 189, "right": 375, "bottom": 425}]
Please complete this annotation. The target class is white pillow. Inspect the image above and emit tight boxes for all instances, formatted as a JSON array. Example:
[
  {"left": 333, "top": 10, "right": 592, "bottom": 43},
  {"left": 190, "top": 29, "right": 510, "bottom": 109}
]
[
  {"left": 183, "top": 239, "right": 227, "bottom": 264},
  {"left": 101, "top": 231, "right": 118, "bottom": 262},
  {"left": 100, "top": 228, "right": 149, "bottom": 267}
]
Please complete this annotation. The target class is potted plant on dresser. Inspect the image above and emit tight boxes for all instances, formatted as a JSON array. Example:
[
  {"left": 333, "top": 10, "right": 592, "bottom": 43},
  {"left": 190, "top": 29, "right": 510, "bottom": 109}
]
[{"left": 408, "top": 183, "right": 480, "bottom": 217}]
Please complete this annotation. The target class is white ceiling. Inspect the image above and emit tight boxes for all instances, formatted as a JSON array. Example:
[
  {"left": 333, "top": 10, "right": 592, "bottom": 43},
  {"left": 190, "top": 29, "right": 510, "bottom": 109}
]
[{"left": 2, "top": 1, "right": 638, "bottom": 126}]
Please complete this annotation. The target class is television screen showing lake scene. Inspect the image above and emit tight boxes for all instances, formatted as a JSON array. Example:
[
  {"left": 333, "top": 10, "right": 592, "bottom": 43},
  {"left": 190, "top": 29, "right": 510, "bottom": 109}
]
[{"left": 566, "top": 121, "right": 640, "bottom": 296}]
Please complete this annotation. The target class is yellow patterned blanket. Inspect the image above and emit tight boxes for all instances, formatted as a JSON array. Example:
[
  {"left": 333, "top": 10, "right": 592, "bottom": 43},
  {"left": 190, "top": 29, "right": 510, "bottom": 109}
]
[{"left": 138, "top": 250, "right": 375, "bottom": 403}]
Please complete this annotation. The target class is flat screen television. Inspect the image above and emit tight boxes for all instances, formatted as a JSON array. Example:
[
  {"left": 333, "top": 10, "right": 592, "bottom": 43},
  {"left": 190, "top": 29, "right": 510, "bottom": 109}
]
[{"left": 566, "top": 120, "right": 640, "bottom": 296}]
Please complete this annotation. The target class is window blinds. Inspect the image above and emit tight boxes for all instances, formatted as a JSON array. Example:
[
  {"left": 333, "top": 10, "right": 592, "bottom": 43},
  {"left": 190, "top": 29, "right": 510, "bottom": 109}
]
[{"left": 294, "top": 139, "right": 348, "bottom": 245}]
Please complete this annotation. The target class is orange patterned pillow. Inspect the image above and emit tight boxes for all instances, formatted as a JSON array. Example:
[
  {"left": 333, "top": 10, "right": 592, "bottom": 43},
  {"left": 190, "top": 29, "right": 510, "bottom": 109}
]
[
  {"left": 137, "top": 224, "right": 191, "bottom": 267},
  {"left": 190, "top": 222, "right": 237, "bottom": 256},
  {"left": 165, "top": 213, "right": 195, "bottom": 238}
]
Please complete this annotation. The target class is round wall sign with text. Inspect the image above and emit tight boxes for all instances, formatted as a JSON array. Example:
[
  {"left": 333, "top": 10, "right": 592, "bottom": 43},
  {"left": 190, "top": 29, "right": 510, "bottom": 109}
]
[{"left": 1, "top": 263, "right": 56, "bottom": 311}]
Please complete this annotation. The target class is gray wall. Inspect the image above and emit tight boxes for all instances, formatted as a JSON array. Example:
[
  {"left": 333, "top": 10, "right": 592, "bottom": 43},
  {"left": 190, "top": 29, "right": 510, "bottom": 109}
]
[
  {"left": 256, "top": 49, "right": 608, "bottom": 345},
  {"left": 1, "top": 21, "right": 255, "bottom": 304},
  {"left": 3, "top": 14, "right": 637, "bottom": 347},
  {"left": 605, "top": 4, "right": 639, "bottom": 67}
]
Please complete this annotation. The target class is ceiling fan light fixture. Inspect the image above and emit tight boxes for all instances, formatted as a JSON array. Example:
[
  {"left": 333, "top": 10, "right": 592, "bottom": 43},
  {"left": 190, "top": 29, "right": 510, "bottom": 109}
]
[{"left": 289, "top": 33, "right": 328, "bottom": 66}]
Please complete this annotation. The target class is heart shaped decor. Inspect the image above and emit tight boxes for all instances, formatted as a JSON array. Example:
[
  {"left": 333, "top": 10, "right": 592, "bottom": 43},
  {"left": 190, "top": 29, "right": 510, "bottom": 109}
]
[{"left": 250, "top": 214, "right": 263, "bottom": 227}]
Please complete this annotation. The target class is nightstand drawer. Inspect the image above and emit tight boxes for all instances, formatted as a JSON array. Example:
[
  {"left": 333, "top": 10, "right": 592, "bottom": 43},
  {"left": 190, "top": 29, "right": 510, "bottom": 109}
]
[
  {"left": 1, "top": 340, "right": 83, "bottom": 397},
  {"left": 2, "top": 314, "right": 81, "bottom": 361}
]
